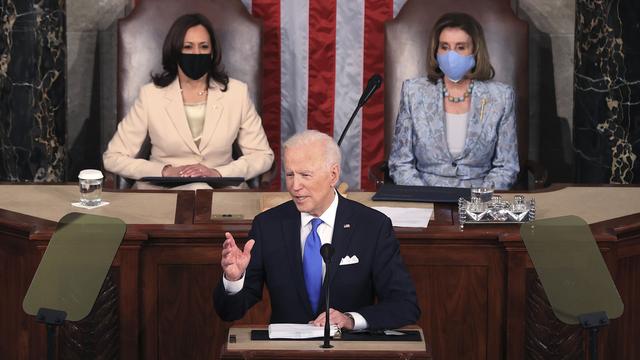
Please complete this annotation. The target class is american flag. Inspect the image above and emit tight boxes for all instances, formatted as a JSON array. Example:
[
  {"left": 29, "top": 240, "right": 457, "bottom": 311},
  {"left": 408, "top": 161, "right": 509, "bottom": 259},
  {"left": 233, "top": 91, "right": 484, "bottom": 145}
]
[{"left": 241, "top": 0, "right": 408, "bottom": 190}]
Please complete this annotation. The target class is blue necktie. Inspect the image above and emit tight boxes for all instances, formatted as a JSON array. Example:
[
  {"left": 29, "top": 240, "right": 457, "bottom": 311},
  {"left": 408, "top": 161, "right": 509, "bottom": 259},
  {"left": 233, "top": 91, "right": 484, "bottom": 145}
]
[{"left": 303, "top": 218, "right": 323, "bottom": 313}]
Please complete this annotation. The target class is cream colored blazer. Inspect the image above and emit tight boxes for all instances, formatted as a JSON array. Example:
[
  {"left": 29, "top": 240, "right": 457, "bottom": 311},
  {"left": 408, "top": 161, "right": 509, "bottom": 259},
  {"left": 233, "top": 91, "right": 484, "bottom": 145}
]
[{"left": 103, "top": 78, "right": 274, "bottom": 180}]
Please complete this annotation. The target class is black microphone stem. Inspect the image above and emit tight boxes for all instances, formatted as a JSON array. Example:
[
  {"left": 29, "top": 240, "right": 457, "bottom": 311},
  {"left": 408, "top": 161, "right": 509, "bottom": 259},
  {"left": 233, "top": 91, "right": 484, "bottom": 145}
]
[
  {"left": 322, "top": 277, "right": 332, "bottom": 348},
  {"left": 320, "top": 243, "right": 335, "bottom": 348},
  {"left": 337, "top": 105, "right": 361, "bottom": 147},
  {"left": 337, "top": 74, "right": 382, "bottom": 147}
]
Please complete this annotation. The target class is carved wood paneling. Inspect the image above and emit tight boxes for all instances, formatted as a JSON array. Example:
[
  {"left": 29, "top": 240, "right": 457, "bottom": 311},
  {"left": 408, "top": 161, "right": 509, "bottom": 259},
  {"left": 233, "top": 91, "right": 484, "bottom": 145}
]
[
  {"left": 525, "top": 270, "right": 583, "bottom": 360},
  {"left": 157, "top": 264, "right": 222, "bottom": 360},
  {"left": 609, "top": 253, "right": 640, "bottom": 359},
  {"left": 59, "top": 270, "right": 120, "bottom": 360},
  {"left": 408, "top": 264, "right": 489, "bottom": 360}
]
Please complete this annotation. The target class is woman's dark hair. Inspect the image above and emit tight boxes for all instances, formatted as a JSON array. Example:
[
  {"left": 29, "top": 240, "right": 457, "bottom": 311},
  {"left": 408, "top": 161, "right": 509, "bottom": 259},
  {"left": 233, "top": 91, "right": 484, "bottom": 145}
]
[
  {"left": 151, "top": 13, "right": 229, "bottom": 91},
  {"left": 426, "top": 12, "right": 495, "bottom": 83}
]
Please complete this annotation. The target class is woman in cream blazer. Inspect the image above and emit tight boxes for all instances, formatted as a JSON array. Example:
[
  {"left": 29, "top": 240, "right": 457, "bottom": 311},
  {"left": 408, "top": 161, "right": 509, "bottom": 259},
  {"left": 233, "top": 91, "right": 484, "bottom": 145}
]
[
  {"left": 103, "top": 13, "right": 273, "bottom": 187},
  {"left": 103, "top": 77, "right": 273, "bottom": 182}
]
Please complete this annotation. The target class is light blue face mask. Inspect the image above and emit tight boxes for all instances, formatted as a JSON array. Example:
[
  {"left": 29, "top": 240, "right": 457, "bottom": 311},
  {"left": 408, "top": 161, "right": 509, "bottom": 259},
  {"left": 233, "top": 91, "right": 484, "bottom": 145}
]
[{"left": 436, "top": 51, "right": 476, "bottom": 82}]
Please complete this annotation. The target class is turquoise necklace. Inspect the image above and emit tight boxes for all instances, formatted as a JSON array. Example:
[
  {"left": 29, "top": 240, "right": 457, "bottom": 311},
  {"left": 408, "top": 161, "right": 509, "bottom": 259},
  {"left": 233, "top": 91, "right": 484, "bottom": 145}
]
[{"left": 443, "top": 80, "right": 474, "bottom": 103}]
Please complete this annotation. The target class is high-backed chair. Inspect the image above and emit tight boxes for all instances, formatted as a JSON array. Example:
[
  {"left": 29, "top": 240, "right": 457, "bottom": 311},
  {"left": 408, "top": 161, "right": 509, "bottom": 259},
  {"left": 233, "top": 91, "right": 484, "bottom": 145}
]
[
  {"left": 371, "top": 0, "right": 547, "bottom": 189},
  {"left": 108, "top": 0, "right": 265, "bottom": 188}
]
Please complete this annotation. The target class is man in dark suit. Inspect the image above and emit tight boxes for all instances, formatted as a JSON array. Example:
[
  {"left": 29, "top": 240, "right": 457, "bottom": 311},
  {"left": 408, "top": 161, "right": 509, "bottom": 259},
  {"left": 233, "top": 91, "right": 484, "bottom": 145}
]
[{"left": 214, "top": 130, "right": 420, "bottom": 330}]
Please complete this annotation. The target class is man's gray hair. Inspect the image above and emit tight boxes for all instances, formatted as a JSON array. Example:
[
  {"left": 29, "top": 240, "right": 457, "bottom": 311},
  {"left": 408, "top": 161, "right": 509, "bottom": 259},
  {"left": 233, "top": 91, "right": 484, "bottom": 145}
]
[{"left": 283, "top": 130, "right": 342, "bottom": 168}]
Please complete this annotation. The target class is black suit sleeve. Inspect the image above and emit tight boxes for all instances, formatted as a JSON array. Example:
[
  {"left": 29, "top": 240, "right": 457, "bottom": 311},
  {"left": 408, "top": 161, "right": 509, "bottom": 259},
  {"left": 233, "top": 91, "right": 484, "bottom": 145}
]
[
  {"left": 213, "top": 218, "right": 265, "bottom": 321},
  {"left": 357, "top": 216, "right": 421, "bottom": 330}
]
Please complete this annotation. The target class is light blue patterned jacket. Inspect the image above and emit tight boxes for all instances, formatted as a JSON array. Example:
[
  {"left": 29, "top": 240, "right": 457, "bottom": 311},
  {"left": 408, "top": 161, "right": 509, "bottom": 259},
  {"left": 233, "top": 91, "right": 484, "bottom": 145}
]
[{"left": 389, "top": 77, "right": 519, "bottom": 190}]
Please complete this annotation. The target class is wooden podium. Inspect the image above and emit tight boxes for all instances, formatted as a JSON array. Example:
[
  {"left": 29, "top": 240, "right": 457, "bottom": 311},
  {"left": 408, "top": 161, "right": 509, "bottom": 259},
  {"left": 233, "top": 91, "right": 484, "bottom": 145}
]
[
  {"left": 2, "top": 185, "right": 640, "bottom": 359},
  {"left": 220, "top": 326, "right": 432, "bottom": 359}
]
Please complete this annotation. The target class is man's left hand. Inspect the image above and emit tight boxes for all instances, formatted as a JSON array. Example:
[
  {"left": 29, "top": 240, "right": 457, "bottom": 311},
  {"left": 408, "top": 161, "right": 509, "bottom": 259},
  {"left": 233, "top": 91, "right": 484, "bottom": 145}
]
[{"left": 311, "top": 308, "right": 354, "bottom": 330}]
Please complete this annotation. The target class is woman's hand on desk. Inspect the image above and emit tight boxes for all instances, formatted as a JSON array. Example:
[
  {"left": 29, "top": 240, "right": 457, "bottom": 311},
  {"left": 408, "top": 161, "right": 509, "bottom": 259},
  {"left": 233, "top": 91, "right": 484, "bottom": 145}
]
[
  {"left": 162, "top": 165, "right": 182, "bottom": 177},
  {"left": 178, "top": 164, "right": 221, "bottom": 177},
  {"left": 162, "top": 164, "right": 221, "bottom": 177}
]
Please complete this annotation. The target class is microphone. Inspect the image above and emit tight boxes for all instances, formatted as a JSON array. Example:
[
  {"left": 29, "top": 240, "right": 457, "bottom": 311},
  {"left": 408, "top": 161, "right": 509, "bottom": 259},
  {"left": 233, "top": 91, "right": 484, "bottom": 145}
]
[
  {"left": 320, "top": 243, "right": 335, "bottom": 349},
  {"left": 337, "top": 74, "right": 383, "bottom": 146},
  {"left": 320, "top": 243, "right": 335, "bottom": 262},
  {"left": 357, "top": 73, "right": 383, "bottom": 107}
]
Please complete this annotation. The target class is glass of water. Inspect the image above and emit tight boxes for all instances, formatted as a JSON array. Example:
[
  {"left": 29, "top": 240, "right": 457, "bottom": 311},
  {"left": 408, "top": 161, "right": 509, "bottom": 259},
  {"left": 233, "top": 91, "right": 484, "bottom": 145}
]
[
  {"left": 471, "top": 187, "right": 494, "bottom": 203},
  {"left": 78, "top": 169, "right": 104, "bottom": 206}
]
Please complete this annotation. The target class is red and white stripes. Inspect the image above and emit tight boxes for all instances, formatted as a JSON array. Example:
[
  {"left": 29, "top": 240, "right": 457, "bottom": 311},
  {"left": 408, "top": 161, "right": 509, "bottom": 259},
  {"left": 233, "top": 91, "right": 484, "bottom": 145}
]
[{"left": 244, "top": 0, "right": 407, "bottom": 190}]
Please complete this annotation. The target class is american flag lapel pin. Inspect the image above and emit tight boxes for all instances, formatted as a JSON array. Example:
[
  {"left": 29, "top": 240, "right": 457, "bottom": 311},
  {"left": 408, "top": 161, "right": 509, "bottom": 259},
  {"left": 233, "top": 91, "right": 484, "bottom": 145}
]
[{"left": 343, "top": 224, "right": 351, "bottom": 229}]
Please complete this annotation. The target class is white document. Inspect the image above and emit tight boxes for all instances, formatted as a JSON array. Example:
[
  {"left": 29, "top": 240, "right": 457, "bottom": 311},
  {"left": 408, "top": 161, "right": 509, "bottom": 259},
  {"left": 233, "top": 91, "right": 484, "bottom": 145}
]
[
  {"left": 372, "top": 207, "right": 432, "bottom": 228},
  {"left": 268, "top": 323, "right": 339, "bottom": 339}
]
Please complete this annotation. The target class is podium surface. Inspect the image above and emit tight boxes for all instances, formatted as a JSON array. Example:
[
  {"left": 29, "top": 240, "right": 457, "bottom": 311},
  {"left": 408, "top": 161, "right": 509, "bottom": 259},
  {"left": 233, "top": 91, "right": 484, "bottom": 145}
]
[{"left": 221, "top": 326, "right": 431, "bottom": 359}]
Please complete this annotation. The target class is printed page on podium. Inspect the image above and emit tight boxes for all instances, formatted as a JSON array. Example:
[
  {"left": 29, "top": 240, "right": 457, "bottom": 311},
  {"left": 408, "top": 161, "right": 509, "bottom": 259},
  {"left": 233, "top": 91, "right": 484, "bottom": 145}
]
[
  {"left": 23, "top": 212, "right": 126, "bottom": 321},
  {"left": 520, "top": 215, "right": 623, "bottom": 324}
]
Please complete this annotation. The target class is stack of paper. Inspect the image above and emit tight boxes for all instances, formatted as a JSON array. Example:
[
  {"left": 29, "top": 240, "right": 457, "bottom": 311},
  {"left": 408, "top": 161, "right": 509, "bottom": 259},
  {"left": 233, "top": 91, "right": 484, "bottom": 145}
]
[
  {"left": 372, "top": 207, "right": 433, "bottom": 228},
  {"left": 268, "top": 323, "right": 339, "bottom": 339}
]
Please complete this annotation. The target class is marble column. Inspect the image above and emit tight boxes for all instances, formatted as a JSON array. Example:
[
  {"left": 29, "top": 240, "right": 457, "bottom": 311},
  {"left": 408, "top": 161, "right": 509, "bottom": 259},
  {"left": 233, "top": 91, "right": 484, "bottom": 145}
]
[
  {"left": 518, "top": 0, "right": 576, "bottom": 184},
  {"left": 0, "top": 0, "right": 66, "bottom": 182},
  {"left": 574, "top": 0, "right": 640, "bottom": 183},
  {"left": 66, "top": 0, "right": 129, "bottom": 181}
]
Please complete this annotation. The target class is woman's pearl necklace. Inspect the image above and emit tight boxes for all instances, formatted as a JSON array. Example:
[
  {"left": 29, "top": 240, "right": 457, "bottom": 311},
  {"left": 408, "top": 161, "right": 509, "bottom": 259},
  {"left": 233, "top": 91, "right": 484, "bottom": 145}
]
[
  {"left": 443, "top": 80, "right": 474, "bottom": 103},
  {"left": 180, "top": 88, "right": 208, "bottom": 96}
]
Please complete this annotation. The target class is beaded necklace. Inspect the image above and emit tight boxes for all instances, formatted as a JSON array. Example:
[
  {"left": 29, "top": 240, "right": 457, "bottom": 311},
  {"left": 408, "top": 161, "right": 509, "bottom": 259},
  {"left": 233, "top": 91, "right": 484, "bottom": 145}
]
[
  {"left": 442, "top": 80, "right": 474, "bottom": 103},
  {"left": 179, "top": 85, "right": 209, "bottom": 96}
]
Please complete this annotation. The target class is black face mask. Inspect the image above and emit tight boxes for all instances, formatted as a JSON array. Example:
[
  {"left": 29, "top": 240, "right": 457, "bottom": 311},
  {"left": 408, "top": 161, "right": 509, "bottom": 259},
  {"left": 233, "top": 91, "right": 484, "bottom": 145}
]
[{"left": 178, "top": 53, "right": 211, "bottom": 80}]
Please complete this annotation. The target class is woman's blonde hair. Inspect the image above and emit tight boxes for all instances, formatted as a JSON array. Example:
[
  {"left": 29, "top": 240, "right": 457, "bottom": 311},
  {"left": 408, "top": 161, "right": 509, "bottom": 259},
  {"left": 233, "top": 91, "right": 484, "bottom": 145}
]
[{"left": 426, "top": 12, "right": 495, "bottom": 83}]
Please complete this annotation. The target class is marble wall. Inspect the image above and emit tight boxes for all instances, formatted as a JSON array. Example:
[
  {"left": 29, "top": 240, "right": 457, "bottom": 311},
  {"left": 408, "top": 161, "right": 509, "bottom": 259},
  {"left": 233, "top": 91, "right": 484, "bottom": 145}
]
[
  {"left": 574, "top": 0, "right": 640, "bottom": 184},
  {"left": 0, "top": 0, "right": 66, "bottom": 182}
]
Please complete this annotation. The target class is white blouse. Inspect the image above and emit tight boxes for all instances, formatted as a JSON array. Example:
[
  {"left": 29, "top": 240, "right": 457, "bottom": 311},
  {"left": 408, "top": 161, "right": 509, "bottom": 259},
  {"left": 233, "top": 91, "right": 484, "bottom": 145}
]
[
  {"left": 184, "top": 101, "right": 206, "bottom": 146},
  {"left": 445, "top": 112, "right": 469, "bottom": 157}
]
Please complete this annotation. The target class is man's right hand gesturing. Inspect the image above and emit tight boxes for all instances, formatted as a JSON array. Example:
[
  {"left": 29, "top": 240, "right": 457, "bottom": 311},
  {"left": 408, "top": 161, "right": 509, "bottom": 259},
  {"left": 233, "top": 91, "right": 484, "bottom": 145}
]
[{"left": 221, "top": 232, "right": 255, "bottom": 281}]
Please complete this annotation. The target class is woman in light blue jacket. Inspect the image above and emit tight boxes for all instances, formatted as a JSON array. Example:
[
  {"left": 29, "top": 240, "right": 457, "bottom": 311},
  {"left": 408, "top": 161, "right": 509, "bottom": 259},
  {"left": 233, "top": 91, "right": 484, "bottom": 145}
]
[{"left": 389, "top": 13, "right": 519, "bottom": 190}]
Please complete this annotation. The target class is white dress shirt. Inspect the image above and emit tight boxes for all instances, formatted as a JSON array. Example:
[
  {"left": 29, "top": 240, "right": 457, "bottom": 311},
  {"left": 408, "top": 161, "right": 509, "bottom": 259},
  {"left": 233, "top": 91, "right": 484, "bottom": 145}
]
[{"left": 223, "top": 189, "right": 368, "bottom": 330}]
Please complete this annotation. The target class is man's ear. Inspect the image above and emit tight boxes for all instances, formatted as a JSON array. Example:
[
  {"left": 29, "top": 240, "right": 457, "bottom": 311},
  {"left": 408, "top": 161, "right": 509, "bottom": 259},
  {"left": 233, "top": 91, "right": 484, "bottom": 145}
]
[{"left": 329, "top": 163, "right": 340, "bottom": 187}]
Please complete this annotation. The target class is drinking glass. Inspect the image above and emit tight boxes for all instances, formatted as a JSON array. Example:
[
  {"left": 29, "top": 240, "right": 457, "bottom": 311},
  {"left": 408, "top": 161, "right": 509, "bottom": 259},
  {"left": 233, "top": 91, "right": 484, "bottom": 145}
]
[{"left": 78, "top": 169, "right": 103, "bottom": 206}]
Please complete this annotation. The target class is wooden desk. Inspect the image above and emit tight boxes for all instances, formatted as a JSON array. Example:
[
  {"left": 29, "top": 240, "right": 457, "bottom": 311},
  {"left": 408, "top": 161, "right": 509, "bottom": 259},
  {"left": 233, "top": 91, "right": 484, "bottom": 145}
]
[
  {"left": 1, "top": 184, "right": 639, "bottom": 359},
  {"left": 221, "top": 326, "right": 431, "bottom": 359},
  {"left": 0, "top": 185, "right": 195, "bottom": 360}
]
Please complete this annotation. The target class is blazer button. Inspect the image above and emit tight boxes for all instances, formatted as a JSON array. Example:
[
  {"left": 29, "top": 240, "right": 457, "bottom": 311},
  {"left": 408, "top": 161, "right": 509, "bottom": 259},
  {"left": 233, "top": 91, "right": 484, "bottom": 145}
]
[{"left": 451, "top": 161, "right": 457, "bottom": 167}]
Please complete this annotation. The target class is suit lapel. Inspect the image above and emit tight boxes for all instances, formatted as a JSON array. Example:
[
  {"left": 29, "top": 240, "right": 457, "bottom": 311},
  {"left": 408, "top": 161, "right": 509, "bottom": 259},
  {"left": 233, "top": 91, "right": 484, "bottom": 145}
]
[
  {"left": 459, "top": 81, "right": 490, "bottom": 159},
  {"left": 432, "top": 79, "right": 450, "bottom": 158},
  {"left": 198, "top": 83, "right": 224, "bottom": 151},
  {"left": 326, "top": 196, "right": 354, "bottom": 288},
  {"left": 163, "top": 80, "right": 200, "bottom": 154},
  {"left": 281, "top": 204, "right": 313, "bottom": 315}
]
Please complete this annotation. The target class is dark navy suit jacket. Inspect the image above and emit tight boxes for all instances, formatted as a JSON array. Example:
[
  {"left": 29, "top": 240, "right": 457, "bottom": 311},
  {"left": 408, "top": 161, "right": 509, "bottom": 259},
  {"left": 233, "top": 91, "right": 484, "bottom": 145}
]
[{"left": 214, "top": 195, "right": 420, "bottom": 330}]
